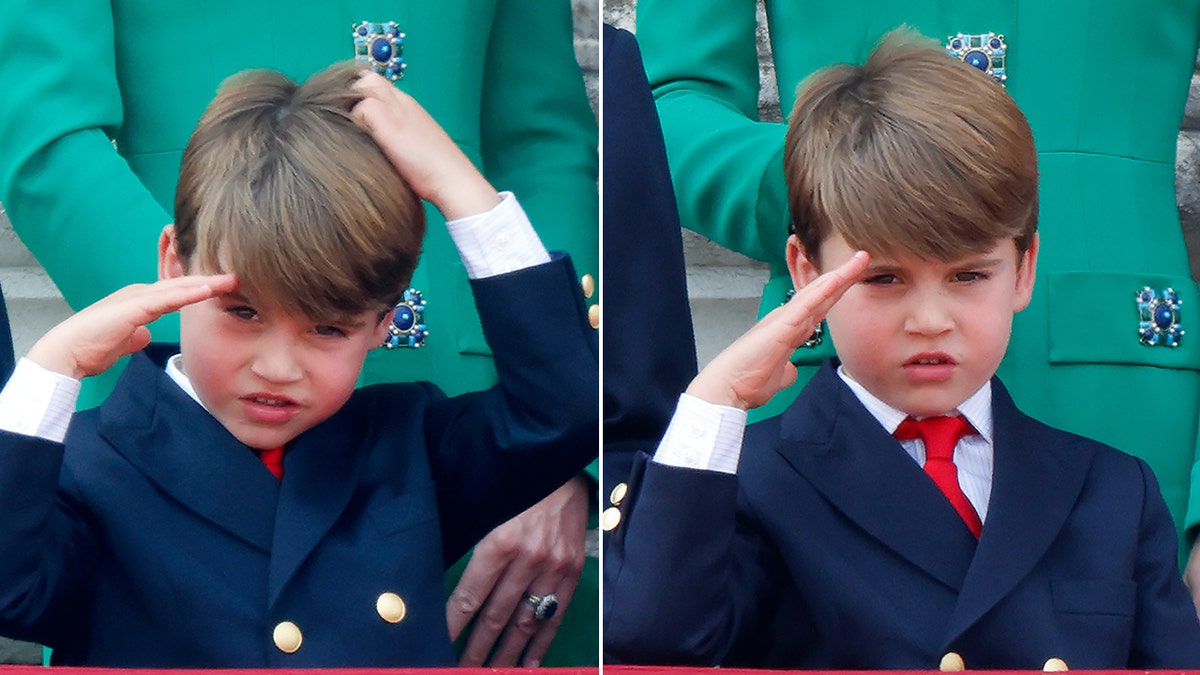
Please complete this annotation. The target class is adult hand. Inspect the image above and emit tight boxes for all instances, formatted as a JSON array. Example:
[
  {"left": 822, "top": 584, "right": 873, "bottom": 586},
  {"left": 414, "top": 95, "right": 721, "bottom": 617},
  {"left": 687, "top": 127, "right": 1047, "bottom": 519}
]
[
  {"left": 25, "top": 274, "right": 237, "bottom": 380},
  {"left": 447, "top": 475, "right": 590, "bottom": 667},
  {"left": 686, "top": 251, "right": 869, "bottom": 409}
]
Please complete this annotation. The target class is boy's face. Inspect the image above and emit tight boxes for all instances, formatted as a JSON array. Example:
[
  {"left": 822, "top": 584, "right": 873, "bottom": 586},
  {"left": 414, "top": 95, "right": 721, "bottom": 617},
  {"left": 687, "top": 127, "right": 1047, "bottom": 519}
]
[
  {"left": 788, "top": 231, "right": 1038, "bottom": 418},
  {"left": 160, "top": 227, "right": 389, "bottom": 450}
]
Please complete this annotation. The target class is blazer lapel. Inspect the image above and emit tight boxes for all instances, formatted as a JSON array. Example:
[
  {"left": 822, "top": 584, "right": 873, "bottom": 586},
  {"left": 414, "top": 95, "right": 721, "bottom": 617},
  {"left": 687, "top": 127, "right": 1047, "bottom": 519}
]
[
  {"left": 775, "top": 363, "right": 978, "bottom": 592},
  {"left": 267, "top": 403, "right": 369, "bottom": 606},
  {"left": 99, "top": 346, "right": 277, "bottom": 552},
  {"left": 942, "top": 379, "right": 1094, "bottom": 645}
]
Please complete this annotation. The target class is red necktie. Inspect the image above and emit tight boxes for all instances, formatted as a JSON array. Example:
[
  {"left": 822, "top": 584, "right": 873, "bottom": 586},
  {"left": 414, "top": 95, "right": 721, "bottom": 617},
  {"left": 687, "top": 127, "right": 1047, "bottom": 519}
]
[
  {"left": 258, "top": 446, "right": 285, "bottom": 480},
  {"left": 894, "top": 416, "right": 982, "bottom": 538}
]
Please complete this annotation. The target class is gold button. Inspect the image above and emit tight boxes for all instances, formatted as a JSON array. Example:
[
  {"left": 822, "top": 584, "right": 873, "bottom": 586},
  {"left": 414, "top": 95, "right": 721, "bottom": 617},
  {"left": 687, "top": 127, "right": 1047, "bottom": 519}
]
[
  {"left": 609, "top": 482, "right": 628, "bottom": 506},
  {"left": 580, "top": 274, "right": 596, "bottom": 299},
  {"left": 376, "top": 592, "right": 407, "bottom": 624},
  {"left": 273, "top": 621, "right": 302, "bottom": 654},
  {"left": 601, "top": 506, "right": 622, "bottom": 532},
  {"left": 588, "top": 304, "right": 600, "bottom": 329},
  {"left": 1043, "top": 658, "right": 1069, "bottom": 672},
  {"left": 938, "top": 652, "right": 964, "bottom": 672}
]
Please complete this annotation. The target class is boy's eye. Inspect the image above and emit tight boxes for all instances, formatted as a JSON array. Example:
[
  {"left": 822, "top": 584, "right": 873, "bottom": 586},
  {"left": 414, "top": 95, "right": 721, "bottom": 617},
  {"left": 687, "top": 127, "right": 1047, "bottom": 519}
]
[
  {"left": 954, "top": 271, "right": 988, "bottom": 283},
  {"left": 863, "top": 273, "right": 898, "bottom": 285},
  {"left": 314, "top": 325, "right": 347, "bottom": 338},
  {"left": 227, "top": 306, "right": 258, "bottom": 321}
]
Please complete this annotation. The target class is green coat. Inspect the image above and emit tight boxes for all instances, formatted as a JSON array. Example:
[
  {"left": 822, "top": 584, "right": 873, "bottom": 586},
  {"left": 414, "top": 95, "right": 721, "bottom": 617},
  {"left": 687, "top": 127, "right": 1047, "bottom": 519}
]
[
  {"left": 0, "top": 0, "right": 598, "bottom": 665},
  {"left": 637, "top": 0, "right": 1200, "bottom": 552}
]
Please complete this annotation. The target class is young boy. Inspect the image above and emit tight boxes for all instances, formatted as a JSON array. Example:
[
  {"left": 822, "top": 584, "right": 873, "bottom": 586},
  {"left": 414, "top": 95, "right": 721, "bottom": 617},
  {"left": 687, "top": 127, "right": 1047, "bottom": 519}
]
[
  {"left": 603, "top": 32, "right": 1200, "bottom": 669},
  {"left": 0, "top": 64, "right": 597, "bottom": 667}
]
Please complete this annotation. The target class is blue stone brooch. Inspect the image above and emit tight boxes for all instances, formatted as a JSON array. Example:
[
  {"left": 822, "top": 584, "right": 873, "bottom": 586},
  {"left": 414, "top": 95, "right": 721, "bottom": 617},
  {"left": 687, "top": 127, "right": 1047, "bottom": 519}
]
[
  {"left": 946, "top": 33, "right": 1007, "bottom": 85},
  {"left": 383, "top": 288, "right": 427, "bottom": 349},
  {"left": 354, "top": 21, "right": 406, "bottom": 81},
  {"left": 1137, "top": 286, "right": 1184, "bottom": 347}
]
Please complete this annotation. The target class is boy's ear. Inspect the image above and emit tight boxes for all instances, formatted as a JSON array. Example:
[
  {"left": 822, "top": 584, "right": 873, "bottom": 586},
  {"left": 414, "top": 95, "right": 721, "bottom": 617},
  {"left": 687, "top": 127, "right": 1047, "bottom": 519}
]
[
  {"left": 786, "top": 234, "right": 822, "bottom": 290},
  {"left": 372, "top": 311, "right": 392, "bottom": 347},
  {"left": 158, "top": 225, "right": 185, "bottom": 280},
  {"left": 1013, "top": 233, "right": 1039, "bottom": 312}
]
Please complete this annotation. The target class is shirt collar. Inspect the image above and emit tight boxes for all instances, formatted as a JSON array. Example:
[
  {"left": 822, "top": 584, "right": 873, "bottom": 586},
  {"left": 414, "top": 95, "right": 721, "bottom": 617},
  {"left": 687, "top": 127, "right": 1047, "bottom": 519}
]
[{"left": 835, "top": 365, "right": 994, "bottom": 444}]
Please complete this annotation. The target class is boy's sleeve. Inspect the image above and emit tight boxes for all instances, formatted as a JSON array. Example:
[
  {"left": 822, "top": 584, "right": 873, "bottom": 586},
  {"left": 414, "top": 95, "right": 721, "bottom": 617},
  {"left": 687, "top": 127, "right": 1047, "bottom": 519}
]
[
  {"left": 603, "top": 453, "right": 778, "bottom": 665},
  {"left": 0, "top": 360, "right": 80, "bottom": 443},
  {"left": 653, "top": 394, "right": 747, "bottom": 474},
  {"left": 0, "top": 0, "right": 172, "bottom": 312},
  {"left": 444, "top": 192, "right": 551, "bottom": 278},
  {"left": 422, "top": 255, "right": 598, "bottom": 563},
  {"left": 635, "top": 0, "right": 790, "bottom": 265}
]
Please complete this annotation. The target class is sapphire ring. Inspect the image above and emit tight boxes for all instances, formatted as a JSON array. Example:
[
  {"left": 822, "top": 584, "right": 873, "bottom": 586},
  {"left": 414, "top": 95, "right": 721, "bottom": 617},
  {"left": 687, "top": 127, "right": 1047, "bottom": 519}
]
[{"left": 526, "top": 593, "right": 559, "bottom": 621}]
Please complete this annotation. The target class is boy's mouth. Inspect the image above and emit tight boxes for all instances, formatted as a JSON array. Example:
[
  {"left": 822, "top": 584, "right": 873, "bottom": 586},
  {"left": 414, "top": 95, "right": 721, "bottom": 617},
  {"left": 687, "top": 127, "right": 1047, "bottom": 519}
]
[
  {"left": 902, "top": 353, "right": 957, "bottom": 383},
  {"left": 240, "top": 393, "right": 301, "bottom": 425}
]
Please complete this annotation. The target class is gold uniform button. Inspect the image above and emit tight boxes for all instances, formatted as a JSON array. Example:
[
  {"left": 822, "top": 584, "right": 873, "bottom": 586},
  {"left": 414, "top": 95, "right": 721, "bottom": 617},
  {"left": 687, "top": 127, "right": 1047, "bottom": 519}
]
[
  {"left": 273, "top": 621, "right": 302, "bottom": 654},
  {"left": 1043, "top": 658, "right": 1069, "bottom": 672},
  {"left": 580, "top": 274, "right": 596, "bottom": 299},
  {"left": 601, "top": 506, "right": 622, "bottom": 532},
  {"left": 938, "top": 652, "right": 965, "bottom": 672},
  {"left": 609, "top": 482, "right": 628, "bottom": 506},
  {"left": 376, "top": 592, "right": 407, "bottom": 624},
  {"left": 588, "top": 304, "right": 600, "bottom": 329}
]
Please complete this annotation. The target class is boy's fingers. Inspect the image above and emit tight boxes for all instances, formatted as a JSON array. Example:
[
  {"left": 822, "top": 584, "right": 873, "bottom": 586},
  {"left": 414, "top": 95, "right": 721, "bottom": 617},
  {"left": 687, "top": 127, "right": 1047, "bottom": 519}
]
[{"left": 773, "top": 251, "right": 869, "bottom": 339}]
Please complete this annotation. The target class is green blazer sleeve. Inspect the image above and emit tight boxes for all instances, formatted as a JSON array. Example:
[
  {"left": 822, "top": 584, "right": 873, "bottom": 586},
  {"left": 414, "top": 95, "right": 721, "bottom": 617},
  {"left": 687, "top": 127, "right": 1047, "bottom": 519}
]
[
  {"left": 635, "top": 0, "right": 789, "bottom": 265},
  {"left": 0, "top": 0, "right": 171, "bottom": 312}
]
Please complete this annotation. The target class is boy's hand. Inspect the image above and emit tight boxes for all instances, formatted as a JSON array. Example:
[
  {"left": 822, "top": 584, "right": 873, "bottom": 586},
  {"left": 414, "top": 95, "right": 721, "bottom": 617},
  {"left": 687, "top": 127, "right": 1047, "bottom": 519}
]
[
  {"left": 686, "top": 251, "right": 869, "bottom": 410},
  {"left": 352, "top": 73, "right": 501, "bottom": 220},
  {"left": 25, "top": 275, "right": 237, "bottom": 380}
]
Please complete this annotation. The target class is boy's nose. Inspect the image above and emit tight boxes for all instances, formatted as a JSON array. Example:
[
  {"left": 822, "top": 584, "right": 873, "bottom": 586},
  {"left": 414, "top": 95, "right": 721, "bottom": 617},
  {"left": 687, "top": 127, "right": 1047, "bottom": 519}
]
[
  {"left": 249, "top": 339, "right": 304, "bottom": 383},
  {"left": 903, "top": 293, "right": 954, "bottom": 336}
]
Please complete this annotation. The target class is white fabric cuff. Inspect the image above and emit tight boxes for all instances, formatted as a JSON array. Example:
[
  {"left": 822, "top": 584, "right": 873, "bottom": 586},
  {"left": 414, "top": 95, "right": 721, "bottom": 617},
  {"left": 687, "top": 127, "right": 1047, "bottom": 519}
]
[
  {"left": 0, "top": 357, "right": 81, "bottom": 443},
  {"left": 652, "top": 393, "right": 748, "bottom": 474},
  {"left": 445, "top": 191, "right": 551, "bottom": 278}
]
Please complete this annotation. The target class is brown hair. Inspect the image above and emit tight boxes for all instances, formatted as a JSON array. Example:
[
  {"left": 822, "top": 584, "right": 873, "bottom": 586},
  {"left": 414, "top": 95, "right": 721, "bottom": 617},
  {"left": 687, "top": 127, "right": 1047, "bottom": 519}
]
[
  {"left": 174, "top": 62, "right": 425, "bottom": 323},
  {"left": 784, "top": 29, "right": 1038, "bottom": 267}
]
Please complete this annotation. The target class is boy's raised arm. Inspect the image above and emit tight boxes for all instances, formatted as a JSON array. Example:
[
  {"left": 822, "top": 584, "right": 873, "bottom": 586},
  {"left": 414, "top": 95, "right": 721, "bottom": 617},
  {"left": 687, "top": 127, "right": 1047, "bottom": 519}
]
[
  {"left": 687, "top": 251, "right": 869, "bottom": 411},
  {"left": 25, "top": 275, "right": 237, "bottom": 381}
]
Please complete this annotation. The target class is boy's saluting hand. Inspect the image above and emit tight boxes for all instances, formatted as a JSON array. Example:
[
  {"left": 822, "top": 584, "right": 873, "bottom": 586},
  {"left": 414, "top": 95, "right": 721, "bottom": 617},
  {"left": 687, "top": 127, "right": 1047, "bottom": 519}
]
[
  {"left": 352, "top": 72, "right": 501, "bottom": 221},
  {"left": 26, "top": 274, "right": 238, "bottom": 381},
  {"left": 686, "top": 251, "right": 868, "bottom": 410}
]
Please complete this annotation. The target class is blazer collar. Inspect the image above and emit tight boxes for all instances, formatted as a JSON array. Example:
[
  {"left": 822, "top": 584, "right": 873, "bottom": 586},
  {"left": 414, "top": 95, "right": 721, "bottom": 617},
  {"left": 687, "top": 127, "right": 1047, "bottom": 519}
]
[
  {"left": 776, "top": 361, "right": 979, "bottom": 592},
  {"left": 776, "top": 362, "right": 1094, "bottom": 642},
  {"left": 941, "top": 379, "right": 1093, "bottom": 645},
  {"left": 99, "top": 346, "right": 370, "bottom": 606}
]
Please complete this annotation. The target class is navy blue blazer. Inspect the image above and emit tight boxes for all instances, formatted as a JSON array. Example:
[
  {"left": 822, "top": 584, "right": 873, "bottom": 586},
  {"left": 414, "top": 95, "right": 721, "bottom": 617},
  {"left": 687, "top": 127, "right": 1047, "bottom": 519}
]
[
  {"left": 601, "top": 24, "right": 697, "bottom": 500},
  {"left": 0, "top": 257, "right": 597, "bottom": 667},
  {"left": 604, "top": 359, "right": 1200, "bottom": 668},
  {"left": 0, "top": 283, "right": 13, "bottom": 386}
]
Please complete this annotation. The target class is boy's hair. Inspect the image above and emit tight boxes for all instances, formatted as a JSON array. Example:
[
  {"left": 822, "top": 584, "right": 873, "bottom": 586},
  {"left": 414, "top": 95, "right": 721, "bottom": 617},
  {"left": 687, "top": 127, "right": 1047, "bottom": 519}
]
[
  {"left": 784, "top": 29, "right": 1038, "bottom": 265},
  {"left": 175, "top": 62, "right": 425, "bottom": 322}
]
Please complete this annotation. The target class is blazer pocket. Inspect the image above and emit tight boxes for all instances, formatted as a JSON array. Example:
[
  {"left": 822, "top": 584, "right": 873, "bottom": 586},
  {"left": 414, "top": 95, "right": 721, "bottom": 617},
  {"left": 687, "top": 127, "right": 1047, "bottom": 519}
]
[
  {"left": 1047, "top": 272, "right": 1200, "bottom": 370},
  {"left": 1051, "top": 578, "right": 1136, "bottom": 617}
]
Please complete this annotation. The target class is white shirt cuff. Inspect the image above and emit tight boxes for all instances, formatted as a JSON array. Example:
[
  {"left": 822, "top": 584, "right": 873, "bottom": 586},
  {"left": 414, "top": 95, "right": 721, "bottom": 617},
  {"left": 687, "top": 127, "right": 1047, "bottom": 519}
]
[
  {"left": 0, "top": 358, "right": 81, "bottom": 443},
  {"left": 445, "top": 191, "right": 552, "bottom": 278},
  {"left": 652, "top": 393, "right": 748, "bottom": 474}
]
